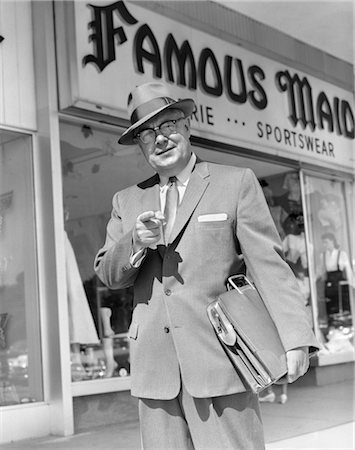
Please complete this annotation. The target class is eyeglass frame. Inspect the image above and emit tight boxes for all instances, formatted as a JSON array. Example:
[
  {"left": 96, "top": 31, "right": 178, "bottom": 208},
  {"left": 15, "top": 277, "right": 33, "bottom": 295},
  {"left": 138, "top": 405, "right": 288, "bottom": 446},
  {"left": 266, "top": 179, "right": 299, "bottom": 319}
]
[{"left": 133, "top": 116, "right": 187, "bottom": 144}]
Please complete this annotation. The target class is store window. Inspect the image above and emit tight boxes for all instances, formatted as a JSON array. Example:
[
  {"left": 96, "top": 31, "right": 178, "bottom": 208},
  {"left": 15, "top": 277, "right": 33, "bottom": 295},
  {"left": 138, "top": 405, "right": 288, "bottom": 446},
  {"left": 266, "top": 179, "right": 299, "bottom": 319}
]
[
  {"left": 61, "top": 120, "right": 353, "bottom": 383},
  {"left": 196, "top": 148, "right": 311, "bottom": 310},
  {"left": 303, "top": 175, "right": 354, "bottom": 357},
  {"left": 0, "top": 129, "right": 42, "bottom": 405},
  {"left": 60, "top": 120, "right": 154, "bottom": 382},
  {"left": 258, "top": 171, "right": 310, "bottom": 307}
]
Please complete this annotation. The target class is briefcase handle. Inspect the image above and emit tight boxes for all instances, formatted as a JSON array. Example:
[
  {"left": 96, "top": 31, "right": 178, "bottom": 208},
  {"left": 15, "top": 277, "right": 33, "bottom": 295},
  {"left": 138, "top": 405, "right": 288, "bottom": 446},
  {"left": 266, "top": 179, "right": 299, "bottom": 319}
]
[{"left": 227, "top": 274, "right": 255, "bottom": 293}]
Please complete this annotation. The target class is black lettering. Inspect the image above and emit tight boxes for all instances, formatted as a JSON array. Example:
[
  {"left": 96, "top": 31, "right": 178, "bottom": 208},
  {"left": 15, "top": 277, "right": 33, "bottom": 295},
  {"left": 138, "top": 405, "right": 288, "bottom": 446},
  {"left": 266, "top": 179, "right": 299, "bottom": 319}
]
[
  {"left": 284, "top": 129, "right": 291, "bottom": 146},
  {"left": 290, "top": 131, "right": 297, "bottom": 146},
  {"left": 134, "top": 24, "right": 162, "bottom": 77},
  {"left": 206, "top": 106, "right": 214, "bottom": 125},
  {"left": 305, "top": 135, "right": 314, "bottom": 151},
  {"left": 322, "top": 141, "right": 328, "bottom": 155},
  {"left": 83, "top": 1, "right": 138, "bottom": 72},
  {"left": 256, "top": 121, "right": 263, "bottom": 138},
  {"left": 333, "top": 97, "right": 342, "bottom": 135},
  {"left": 191, "top": 104, "right": 205, "bottom": 123},
  {"left": 248, "top": 65, "right": 267, "bottom": 110},
  {"left": 191, "top": 104, "right": 214, "bottom": 125},
  {"left": 276, "top": 70, "right": 315, "bottom": 131},
  {"left": 191, "top": 109, "right": 198, "bottom": 122},
  {"left": 341, "top": 100, "right": 355, "bottom": 138},
  {"left": 164, "top": 35, "right": 197, "bottom": 89},
  {"left": 328, "top": 142, "right": 335, "bottom": 157},
  {"left": 198, "top": 48, "right": 223, "bottom": 96},
  {"left": 316, "top": 92, "right": 334, "bottom": 132},
  {"left": 274, "top": 127, "right": 282, "bottom": 142},
  {"left": 298, "top": 133, "right": 304, "bottom": 149},
  {"left": 254, "top": 122, "right": 338, "bottom": 157},
  {"left": 224, "top": 56, "right": 247, "bottom": 104}
]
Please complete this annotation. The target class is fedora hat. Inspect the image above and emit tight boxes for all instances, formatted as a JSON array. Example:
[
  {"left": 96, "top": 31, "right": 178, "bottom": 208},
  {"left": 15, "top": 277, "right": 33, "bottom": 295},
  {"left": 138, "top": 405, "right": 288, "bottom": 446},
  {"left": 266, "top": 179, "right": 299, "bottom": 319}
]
[{"left": 118, "top": 82, "right": 196, "bottom": 145}]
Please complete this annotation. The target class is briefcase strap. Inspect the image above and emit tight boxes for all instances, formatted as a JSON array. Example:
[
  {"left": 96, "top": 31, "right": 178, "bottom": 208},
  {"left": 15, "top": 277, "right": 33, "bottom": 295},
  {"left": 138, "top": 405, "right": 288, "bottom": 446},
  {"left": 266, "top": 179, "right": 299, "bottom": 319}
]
[{"left": 227, "top": 274, "right": 255, "bottom": 293}]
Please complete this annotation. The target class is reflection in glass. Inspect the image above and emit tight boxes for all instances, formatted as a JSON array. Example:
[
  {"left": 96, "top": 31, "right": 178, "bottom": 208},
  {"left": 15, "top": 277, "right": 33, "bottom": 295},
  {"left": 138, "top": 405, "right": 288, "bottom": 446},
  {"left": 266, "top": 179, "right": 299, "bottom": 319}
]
[
  {"left": 60, "top": 121, "right": 152, "bottom": 381},
  {"left": 304, "top": 175, "right": 354, "bottom": 355},
  {"left": 259, "top": 171, "right": 310, "bottom": 404},
  {"left": 0, "top": 130, "right": 42, "bottom": 405},
  {"left": 260, "top": 172, "right": 311, "bottom": 308}
]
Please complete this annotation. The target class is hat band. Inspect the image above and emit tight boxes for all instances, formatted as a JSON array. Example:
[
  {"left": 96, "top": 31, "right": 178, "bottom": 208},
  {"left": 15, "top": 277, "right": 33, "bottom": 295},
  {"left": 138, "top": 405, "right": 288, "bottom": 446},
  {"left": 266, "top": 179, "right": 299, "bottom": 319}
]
[{"left": 130, "top": 97, "right": 176, "bottom": 125}]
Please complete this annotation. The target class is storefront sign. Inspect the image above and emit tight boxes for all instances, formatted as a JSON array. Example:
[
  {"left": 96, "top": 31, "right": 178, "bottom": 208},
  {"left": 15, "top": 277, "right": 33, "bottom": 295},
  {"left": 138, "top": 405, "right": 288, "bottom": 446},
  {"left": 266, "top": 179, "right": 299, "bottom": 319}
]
[
  {"left": 59, "top": 0, "right": 354, "bottom": 171},
  {"left": 0, "top": 1, "right": 36, "bottom": 130}
]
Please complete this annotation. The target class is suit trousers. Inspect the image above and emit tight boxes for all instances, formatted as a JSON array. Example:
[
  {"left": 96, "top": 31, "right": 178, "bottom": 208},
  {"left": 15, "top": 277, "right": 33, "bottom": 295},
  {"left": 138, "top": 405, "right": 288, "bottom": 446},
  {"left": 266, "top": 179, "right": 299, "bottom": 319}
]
[{"left": 138, "top": 381, "right": 265, "bottom": 450}]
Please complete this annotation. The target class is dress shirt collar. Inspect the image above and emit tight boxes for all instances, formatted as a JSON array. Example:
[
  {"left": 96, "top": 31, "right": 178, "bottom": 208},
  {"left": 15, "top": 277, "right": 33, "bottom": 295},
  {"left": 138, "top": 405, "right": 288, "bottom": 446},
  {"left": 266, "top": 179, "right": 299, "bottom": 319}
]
[{"left": 159, "top": 152, "right": 197, "bottom": 187}]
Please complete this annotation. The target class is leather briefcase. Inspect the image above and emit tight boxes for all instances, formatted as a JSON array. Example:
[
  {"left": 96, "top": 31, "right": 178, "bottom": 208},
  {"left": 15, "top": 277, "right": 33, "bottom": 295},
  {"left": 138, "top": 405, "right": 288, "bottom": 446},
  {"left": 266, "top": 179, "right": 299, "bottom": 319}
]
[{"left": 207, "top": 274, "right": 287, "bottom": 394}]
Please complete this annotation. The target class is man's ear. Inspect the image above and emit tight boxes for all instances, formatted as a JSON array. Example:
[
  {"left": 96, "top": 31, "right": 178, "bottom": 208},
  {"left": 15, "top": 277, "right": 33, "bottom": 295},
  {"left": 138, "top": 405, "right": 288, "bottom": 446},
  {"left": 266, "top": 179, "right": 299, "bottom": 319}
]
[{"left": 184, "top": 117, "right": 191, "bottom": 132}]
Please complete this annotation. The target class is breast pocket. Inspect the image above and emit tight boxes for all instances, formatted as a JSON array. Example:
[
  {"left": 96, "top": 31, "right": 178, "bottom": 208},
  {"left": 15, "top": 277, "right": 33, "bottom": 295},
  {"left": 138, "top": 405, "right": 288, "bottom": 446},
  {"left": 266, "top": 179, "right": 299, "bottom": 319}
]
[
  {"left": 197, "top": 216, "right": 233, "bottom": 232},
  {"left": 197, "top": 213, "right": 232, "bottom": 229},
  {"left": 198, "top": 221, "right": 230, "bottom": 231}
]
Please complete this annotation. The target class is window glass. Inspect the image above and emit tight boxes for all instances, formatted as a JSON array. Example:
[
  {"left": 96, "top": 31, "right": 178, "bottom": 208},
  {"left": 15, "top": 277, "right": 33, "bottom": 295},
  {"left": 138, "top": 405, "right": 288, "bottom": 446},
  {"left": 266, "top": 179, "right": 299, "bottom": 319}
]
[
  {"left": 0, "top": 130, "right": 42, "bottom": 405},
  {"left": 60, "top": 121, "right": 153, "bottom": 381},
  {"left": 304, "top": 175, "right": 353, "bottom": 356},
  {"left": 258, "top": 172, "right": 311, "bottom": 309},
  {"left": 195, "top": 148, "right": 312, "bottom": 315}
]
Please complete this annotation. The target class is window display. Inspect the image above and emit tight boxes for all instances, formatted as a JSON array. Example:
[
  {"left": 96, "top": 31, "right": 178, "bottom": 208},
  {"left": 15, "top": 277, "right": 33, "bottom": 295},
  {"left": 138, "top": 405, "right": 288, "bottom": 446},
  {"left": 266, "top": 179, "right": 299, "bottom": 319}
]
[
  {"left": 260, "top": 172, "right": 311, "bottom": 308},
  {"left": 64, "top": 205, "right": 100, "bottom": 380},
  {"left": 0, "top": 130, "right": 42, "bottom": 405},
  {"left": 60, "top": 120, "right": 153, "bottom": 382},
  {"left": 60, "top": 118, "right": 354, "bottom": 382},
  {"left": 304, "top": 175, "right": 354, "bottom": 356}
]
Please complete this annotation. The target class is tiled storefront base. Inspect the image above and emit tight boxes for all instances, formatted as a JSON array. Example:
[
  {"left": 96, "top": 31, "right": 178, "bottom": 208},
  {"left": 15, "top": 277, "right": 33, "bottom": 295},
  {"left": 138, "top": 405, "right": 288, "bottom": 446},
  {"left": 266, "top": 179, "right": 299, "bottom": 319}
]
[
  {"left": 295, "top": 362, "right": 354, "bottom": 387},
  {"left": 73, "top": 363, "right": 354, "bottom": 431},
  {"left": 73, "top": 390, "right": 139, "bottom": 432}
]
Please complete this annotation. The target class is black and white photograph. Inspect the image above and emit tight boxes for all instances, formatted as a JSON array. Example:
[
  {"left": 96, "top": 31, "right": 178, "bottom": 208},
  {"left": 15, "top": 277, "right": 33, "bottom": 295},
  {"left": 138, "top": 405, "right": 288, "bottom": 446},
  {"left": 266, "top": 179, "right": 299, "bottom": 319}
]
[{"left": 0, "top": 1, "right": 354, "bottom": 448}]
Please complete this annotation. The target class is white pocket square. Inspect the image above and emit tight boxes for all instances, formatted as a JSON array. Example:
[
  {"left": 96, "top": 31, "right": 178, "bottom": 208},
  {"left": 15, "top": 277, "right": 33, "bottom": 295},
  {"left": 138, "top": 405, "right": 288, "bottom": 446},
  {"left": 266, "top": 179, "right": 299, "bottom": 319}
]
[{"left": 198, "top": 213, "right": 228, "bottom": 222}]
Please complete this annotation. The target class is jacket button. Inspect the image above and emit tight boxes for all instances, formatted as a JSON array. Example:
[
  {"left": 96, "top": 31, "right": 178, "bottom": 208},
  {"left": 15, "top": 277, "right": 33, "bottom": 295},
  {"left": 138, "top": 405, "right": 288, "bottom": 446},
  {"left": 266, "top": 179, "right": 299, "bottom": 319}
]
[
  {"left": 165, "top": 289, "right": 171, "bottom": 296},
  {"left": 164, "top": 327, "right": 170, "bottom": 333}
]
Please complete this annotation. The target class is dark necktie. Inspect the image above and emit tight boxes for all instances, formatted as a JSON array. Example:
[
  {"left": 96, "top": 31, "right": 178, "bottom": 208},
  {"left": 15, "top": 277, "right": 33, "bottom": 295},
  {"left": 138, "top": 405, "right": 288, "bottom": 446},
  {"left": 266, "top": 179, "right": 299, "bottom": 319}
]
[{"left": 164, "top": 176, "right": 178, "bottom": 244}]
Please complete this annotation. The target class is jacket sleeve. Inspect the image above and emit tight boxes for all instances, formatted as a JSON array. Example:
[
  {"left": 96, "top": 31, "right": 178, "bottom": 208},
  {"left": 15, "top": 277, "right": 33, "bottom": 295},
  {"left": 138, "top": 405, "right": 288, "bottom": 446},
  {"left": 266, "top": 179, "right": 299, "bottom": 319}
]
[
  {"left": 94, "top": 192, "right": 141, "bottom": 289},
  {"left": 236, "top": 168, "right": 319, "bottom": 353}
]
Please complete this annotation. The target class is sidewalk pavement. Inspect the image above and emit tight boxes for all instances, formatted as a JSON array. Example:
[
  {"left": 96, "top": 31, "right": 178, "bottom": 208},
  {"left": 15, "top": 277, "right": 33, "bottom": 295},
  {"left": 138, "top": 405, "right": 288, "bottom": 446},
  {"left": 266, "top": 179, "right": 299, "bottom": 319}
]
[
  {"left": 266, "top": 422, "right": 354, "bottom": 449},
  {"left": 3, "top": 379, "right": 354, "bottom": 449}
]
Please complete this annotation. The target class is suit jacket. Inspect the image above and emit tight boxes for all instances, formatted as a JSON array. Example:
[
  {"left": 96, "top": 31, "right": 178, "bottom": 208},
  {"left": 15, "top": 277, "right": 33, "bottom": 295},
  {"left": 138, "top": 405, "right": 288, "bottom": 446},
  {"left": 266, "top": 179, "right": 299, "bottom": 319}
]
[{"left": 94, "top": 161, "right": 319, "bottom": 399}]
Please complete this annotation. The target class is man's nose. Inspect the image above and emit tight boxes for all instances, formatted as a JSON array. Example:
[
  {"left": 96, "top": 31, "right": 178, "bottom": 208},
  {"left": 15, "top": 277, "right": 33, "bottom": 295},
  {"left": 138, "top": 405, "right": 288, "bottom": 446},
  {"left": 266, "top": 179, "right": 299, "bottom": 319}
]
[{"left": 155, "top": 134, "right": 168, "bottom": 146}]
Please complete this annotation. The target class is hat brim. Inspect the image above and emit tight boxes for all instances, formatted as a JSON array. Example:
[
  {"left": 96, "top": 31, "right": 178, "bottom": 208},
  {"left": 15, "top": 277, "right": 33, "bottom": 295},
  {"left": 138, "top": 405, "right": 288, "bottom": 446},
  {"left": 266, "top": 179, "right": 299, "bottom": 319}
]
[{"left": 118, "top": 98, "right": 196, "bottom": 145}]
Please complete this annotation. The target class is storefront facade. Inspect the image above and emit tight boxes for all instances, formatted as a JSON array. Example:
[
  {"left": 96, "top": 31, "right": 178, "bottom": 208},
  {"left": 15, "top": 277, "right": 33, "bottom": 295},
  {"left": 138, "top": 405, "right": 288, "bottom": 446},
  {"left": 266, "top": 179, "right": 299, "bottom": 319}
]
[{"left": 1, "top": 0, "right": 354, "bottom": 443}]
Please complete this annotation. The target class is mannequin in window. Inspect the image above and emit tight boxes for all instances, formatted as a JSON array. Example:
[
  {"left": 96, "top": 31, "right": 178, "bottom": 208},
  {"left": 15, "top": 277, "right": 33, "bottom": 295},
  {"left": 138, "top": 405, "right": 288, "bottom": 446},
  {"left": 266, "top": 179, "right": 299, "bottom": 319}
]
[
  {"left": 321, "top": 232, "right": 354, "bottom": 319},
  {"left": 99, "top": 303, "right": 118, "bottom": 378},
  {"left": 275, "top": 172, "right": 302, "bottom": 217},
  {"left": 64, "top": 206, "right": 100, "bottom": 380},
  {"left": 99, "top": 289, "right": 132, "bottom": 378},
  {"left": 317, "top": 194, "right": 342, "bottom": 235},
  {"left": 295, "top": 268, "right": 311, "bottom": 306}
]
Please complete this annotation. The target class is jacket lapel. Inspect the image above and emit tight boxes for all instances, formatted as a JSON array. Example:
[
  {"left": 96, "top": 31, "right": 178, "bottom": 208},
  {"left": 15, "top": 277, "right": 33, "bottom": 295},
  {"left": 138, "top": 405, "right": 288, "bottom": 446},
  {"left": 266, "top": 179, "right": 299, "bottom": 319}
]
[{"left": 169, "top": 161, "right": 210, "bottom": 243}]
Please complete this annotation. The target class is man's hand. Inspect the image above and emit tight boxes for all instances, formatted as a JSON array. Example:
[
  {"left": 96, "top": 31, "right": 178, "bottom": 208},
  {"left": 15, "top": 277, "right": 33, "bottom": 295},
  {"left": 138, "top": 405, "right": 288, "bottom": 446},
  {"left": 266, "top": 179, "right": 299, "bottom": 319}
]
[
  {"left": 286, "top": 346, "right": 309, "bottom": 383},
  {"left": 133, "top": 211, "right": 165, "bottom": 251}
]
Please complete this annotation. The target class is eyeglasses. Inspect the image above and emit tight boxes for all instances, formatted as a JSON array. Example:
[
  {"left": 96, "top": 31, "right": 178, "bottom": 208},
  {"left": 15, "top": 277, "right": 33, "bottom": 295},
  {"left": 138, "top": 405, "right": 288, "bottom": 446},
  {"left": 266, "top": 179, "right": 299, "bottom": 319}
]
[{"left": 134, "top": 117, "right": 185, "bottom": 144}]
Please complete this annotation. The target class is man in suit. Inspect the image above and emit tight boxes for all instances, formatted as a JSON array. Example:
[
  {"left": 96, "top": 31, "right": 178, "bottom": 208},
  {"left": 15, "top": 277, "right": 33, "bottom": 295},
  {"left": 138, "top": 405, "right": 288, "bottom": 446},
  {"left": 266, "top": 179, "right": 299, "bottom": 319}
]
[{"left": 94, "top": 82, "right": 319, "bottom": 449}]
